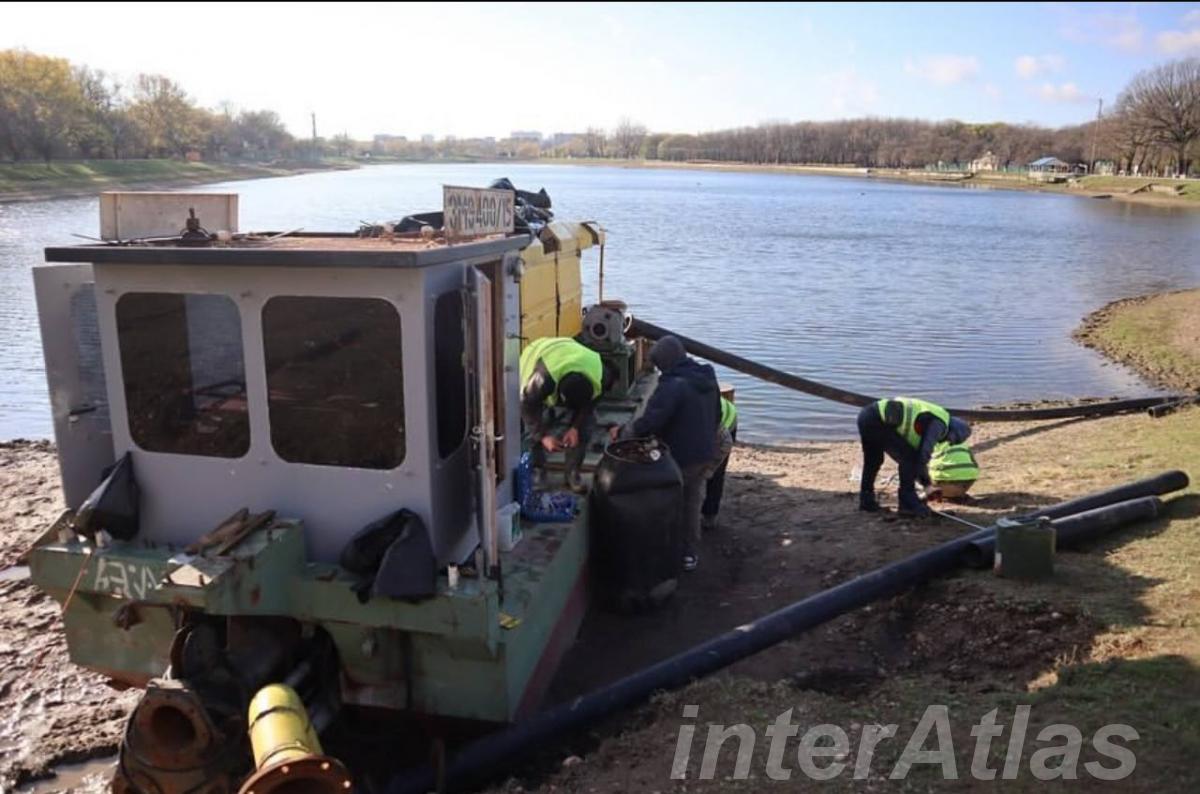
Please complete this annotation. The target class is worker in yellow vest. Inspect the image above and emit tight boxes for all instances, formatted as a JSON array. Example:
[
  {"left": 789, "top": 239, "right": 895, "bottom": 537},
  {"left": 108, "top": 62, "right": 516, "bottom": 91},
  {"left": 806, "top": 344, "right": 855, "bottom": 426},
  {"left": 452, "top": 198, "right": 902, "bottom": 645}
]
[
  {"left": 927, "top": 441, "right": 980, "bottom": 500},
  {"left": 520, "top": 337, "right": 613, "bottom": 493},
  {"left": 856, "top": 396, "right": 971, "bottom": 518},
  {"left": 701, "top": 396, "right": 738, "bottom": 532}
]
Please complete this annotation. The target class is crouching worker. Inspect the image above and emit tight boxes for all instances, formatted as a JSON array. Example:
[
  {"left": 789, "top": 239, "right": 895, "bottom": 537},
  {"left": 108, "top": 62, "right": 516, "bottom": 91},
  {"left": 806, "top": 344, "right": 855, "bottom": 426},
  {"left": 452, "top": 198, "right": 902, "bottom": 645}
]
[
  {"left": 520, "top": 337, "right": 614, "bottom": 494},
  {"left": 857, "top": 396, "right": 971, "bottom": 518},
  {"left": 701, "top": 395, "right": 738, "bottom": 532},
  {"left": 927, "top": 441, "right": 979, "bottom": 501},
  {"left": 610, "top": 336, "right": 720, "bottom": 571}
]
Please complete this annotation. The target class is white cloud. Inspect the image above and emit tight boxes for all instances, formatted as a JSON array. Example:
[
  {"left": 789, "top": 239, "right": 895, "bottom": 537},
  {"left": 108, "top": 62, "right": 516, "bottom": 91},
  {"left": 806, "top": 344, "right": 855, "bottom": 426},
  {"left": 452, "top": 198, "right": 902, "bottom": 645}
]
[
  {"left": 823, "top": 68, "right": 880, "bottom": 115},
  {"left": 1014, "top": 54, "right": 1065, "bottom": 79},
  {"left": 1157, "top": 27, "right": 1200, "bottom": 55},
  {"left": 983, "top": 83, "right": 1002, "bottom": 100},
  {"left": 1037, "top": 82, "right": 1091, "bottom": 104},
  {"left": 1184, "top": 10, "right": 1200, "bottom": 26},
  {"left": 1059, "top": 9, "right": 1143, "bottom": 52},
  {"left": 903, "top": 55, "right": 980, "bottom": 86}
]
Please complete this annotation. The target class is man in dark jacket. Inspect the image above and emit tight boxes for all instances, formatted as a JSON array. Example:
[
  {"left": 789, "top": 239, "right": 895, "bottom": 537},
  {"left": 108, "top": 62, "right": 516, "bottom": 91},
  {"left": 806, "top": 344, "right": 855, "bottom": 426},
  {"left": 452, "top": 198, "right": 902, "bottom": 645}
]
[{"left": 611, "top": 335, "right": 720, "bottom": 571}]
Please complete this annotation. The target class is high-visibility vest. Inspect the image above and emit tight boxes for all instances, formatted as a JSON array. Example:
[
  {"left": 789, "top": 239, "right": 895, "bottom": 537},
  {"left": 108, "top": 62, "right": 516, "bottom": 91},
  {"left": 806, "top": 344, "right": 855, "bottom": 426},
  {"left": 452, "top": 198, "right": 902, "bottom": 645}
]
[
  {"left": 720, "top": 397, "right": 738, "bottom": 430},
  {"left": 519, "top": 337, "right": 603, "bottom": 407},
  {"left": 879, "top": 397, "right": 952, "bottom": 450},
  {"left": 930, "top": 442, "right": 979, "bottom": 483}
]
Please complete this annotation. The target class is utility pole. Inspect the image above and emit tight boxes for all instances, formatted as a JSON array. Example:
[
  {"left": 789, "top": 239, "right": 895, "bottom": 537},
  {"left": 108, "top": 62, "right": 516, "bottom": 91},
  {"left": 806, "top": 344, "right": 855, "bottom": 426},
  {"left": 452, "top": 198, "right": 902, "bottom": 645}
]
[
  {"left": 1088, "top": 98, "right": 1103, "bottom": 175},
  {"left": 311, "top": 112, "right": 318, "bottom": 161}
]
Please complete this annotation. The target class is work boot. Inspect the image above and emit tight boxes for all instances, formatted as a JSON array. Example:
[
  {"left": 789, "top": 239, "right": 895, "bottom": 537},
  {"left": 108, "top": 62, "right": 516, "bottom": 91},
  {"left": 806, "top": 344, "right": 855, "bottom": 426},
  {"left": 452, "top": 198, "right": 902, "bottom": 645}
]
[
  {"left": 566, "top": 468, "right": 587, "bottom": 495},
  {"left": 701, "top": 514, "right": 719, "bottom": 533},
  {"left": 682, "top": 554, "right": 699, "bottom": 572},
  {"left": 897, "top": 502, "right": 931, "bottom": 520},
  {"left": 859, "top": 494, "right": 881, "bottom": 512}
]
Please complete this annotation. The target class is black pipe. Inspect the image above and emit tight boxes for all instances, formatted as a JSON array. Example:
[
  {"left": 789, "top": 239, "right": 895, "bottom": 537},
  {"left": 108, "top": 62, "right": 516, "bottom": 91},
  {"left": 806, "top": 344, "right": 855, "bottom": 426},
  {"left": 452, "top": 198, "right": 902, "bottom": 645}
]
[
  {"left": 1018, "top": 469, "right": 1188, "bottom": 522},
  {"left": 628, "top": 317, "right": 1184, "bottom": 422},
  {"left": 386, "top": 473, "right": 1185, "bottom": 794},
  {"left": 962, "top": 496, "right": 1164, "bottom": 568}
]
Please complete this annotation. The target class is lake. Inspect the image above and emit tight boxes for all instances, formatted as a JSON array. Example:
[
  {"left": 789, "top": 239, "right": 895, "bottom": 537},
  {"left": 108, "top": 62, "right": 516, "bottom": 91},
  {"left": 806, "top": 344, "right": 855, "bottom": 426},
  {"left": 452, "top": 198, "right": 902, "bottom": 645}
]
[{"left": 2, "top": 163, "right": 1198, "bottom": 443}]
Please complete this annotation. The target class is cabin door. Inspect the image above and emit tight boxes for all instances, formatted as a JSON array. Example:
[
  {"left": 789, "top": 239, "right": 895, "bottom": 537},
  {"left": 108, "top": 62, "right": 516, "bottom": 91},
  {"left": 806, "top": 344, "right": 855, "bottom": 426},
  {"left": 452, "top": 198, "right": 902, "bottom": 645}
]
[
  {"left": 469, "top": 268, "right": 500, "bottom": 575},
  {"left": 32, "top": 265, "right": 115, "bottom": 508}
]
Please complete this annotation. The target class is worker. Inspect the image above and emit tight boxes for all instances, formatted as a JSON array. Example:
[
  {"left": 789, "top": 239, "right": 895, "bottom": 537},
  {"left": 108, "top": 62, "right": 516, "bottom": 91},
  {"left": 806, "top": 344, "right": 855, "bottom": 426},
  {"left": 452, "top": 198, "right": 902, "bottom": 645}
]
[
  {"left": 926, "top": 441, "right": 980, "bottom": 500},
  {"left": 857, "top": 396, "right": 971, "bottom": 518},
  {"left": 610, "top": 335, "right": 720, "bottom": 571},
  {"left": 701, "top": 395, "right": 738, "bottom": 532},
  {"left": 520, "top": 336, "right": 613, "bottom": 494}
]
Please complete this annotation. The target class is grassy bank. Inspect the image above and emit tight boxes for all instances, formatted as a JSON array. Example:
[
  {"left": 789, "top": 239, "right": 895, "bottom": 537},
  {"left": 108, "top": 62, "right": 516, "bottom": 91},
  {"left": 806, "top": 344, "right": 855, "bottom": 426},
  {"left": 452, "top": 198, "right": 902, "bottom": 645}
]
[
  {"left": 0, "top": 158, "right": 358, "bottom": 203},
  {"left": 539, "top": 157, "right": 1200, "bottom": 207},
  {"left": 1075, "top": 289, "right": 1200, "bottom": 392}
]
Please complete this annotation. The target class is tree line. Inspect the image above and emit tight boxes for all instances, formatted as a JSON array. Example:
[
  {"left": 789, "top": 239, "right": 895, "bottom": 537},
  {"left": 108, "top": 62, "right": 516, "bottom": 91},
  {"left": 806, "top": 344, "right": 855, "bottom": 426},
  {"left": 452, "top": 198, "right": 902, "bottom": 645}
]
[
  {"left": 557, "top": 59, "right": 1200, "bottom": 177},
  {"left": 2, "top": 47, "right": 1196, "bottom": 177},
  {"left": 0, "top": 49, "right": 297, "bottom": 163}
]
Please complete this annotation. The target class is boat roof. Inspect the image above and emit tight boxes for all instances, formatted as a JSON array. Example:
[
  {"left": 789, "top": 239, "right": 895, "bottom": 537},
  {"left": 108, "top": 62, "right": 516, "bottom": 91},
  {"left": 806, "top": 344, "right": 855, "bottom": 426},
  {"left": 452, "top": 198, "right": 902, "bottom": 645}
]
[{"left": 44, "top": 231, "right": 531, "bottom": 269}]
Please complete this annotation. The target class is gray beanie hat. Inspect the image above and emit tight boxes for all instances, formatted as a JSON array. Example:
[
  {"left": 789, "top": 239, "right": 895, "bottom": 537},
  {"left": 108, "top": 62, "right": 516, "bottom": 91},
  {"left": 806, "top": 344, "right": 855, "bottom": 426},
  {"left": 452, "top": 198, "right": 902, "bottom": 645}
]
[{"left": 650, "top": 335, "right": 687, "bottom": 372}]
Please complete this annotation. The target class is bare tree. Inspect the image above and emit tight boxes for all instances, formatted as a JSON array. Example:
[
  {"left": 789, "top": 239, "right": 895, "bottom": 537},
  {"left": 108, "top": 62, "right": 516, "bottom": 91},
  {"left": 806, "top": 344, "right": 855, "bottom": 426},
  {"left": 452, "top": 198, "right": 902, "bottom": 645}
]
[
  {"left": 612, "top": 117, "right": 648, "bottom": 159},
  {"left": 1118, "top": 58, "right": 1200, "bottom": 175},
  {"left": 583, "top": 126, "right": 607, "bottom": 158}
]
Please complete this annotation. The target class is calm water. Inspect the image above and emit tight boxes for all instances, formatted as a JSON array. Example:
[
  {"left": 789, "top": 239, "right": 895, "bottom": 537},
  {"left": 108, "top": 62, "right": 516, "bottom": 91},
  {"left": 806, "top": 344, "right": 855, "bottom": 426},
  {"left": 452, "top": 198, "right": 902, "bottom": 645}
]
[{"left": 2, "top": 164, "right": 1198, "bottom": 442}]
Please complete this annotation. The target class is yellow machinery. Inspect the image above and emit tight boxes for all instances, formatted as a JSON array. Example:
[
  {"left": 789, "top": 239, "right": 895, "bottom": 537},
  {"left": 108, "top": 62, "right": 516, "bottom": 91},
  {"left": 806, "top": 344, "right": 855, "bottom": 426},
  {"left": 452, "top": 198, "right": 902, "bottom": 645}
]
[{"left": 519, "top": 220, "right": 603, "bottom": 344}]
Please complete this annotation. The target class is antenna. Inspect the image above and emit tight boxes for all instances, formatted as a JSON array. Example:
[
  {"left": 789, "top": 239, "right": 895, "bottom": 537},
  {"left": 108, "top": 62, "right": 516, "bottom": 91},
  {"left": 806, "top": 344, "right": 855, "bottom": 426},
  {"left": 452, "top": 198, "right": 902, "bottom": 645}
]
[{"left": 1088, "top": 97, "right": 1103, "bottom": 175}]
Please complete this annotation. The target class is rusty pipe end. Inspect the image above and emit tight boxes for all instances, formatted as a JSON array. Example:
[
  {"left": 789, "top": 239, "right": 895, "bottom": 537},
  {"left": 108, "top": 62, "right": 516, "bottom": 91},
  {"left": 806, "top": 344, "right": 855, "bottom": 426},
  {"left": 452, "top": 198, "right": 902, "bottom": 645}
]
[{"left": 238, "top": 755, "right": 352, "bottom": 794}]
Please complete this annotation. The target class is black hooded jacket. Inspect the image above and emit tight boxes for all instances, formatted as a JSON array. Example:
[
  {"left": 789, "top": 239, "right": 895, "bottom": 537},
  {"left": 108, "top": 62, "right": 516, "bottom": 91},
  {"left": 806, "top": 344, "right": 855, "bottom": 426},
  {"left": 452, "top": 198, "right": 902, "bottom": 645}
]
[{"left": 631, "top": 354, "right": 721, "bottom": 468}]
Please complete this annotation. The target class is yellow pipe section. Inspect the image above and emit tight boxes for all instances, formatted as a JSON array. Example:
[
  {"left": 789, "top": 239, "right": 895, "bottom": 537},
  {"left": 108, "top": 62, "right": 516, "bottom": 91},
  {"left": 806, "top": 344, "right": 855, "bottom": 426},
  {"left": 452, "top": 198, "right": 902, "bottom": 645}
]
[
  {"left": 240, "top": 684, "right": 351, "bottom": 794},
  {"left": 248, "top": 684, "right": 320, "bottom": 769}
]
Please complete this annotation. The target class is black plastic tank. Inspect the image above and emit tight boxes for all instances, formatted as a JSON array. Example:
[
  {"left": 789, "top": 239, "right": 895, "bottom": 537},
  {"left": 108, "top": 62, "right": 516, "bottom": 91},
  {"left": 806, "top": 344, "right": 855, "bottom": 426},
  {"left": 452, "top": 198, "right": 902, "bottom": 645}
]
[{"left": 589, "top": 438, "right": 684, "bottom": 613}]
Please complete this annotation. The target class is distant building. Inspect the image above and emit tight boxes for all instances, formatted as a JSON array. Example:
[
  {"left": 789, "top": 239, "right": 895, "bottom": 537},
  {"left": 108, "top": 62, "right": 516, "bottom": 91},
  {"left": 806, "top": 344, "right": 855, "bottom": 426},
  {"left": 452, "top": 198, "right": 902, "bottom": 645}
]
[
  {"left": 420, "top": 134, "right": 435, "bottom": 144},
  {"left": 970, "top": 150, "right": 1000, "bottom": 172},
  {"left": 1094, "top": 160, "right": 1116, "bottom": 176},
  {"left": 1028, "top": 156, "right": 1071, "bottom": 182},
  {"left": 373, "top": 134, "right": 407, "bottom": 145},
  {"left": 509, "top": 130, "right": 542, "bottom": 142},
  {"left": 549, "top": 132, "right": 581, "bottom": 147}
]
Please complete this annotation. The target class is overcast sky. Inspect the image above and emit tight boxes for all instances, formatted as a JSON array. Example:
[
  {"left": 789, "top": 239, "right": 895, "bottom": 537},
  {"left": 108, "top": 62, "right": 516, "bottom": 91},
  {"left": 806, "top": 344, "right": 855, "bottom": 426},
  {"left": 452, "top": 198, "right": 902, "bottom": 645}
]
[{"left": 4, "top": 2, "right": 1199, "bottom": 140}]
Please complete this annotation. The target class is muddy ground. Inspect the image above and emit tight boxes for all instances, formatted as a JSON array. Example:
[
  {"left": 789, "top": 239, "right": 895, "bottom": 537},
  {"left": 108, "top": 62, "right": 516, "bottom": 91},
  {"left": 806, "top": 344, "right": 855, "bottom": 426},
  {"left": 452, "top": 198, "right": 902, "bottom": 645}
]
[
  {"left": 0, "top": 441, "right": 139, "bottom": 790},
  {"left": 3, "top": 407, "right": 1198, "bottom": 791}
]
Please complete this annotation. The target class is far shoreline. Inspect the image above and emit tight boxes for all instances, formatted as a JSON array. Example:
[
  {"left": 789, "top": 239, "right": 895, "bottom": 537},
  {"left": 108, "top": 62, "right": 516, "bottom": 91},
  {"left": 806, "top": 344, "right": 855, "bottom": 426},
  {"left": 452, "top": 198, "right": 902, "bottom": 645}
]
[{"left": 0, "top": 159, "right": 358, "bottom": 205}]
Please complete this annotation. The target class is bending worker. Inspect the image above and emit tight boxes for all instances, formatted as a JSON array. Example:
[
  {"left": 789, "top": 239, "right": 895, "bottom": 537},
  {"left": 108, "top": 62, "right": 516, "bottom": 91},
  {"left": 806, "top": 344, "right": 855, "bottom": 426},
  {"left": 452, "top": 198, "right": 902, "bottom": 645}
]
[
  {"left": 520, "top": 336, "right": 613, "bottom": 494},
  {"left": 857, "top": 396, "right": 971, "bottom": 518}
]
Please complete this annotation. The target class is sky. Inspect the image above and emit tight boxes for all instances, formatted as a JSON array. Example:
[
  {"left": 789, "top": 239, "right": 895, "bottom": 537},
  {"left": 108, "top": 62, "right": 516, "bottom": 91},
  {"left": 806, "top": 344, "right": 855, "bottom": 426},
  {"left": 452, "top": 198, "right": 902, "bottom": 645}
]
[{"left": 3, "top": 2, "right": 1199, "bottom": 140}]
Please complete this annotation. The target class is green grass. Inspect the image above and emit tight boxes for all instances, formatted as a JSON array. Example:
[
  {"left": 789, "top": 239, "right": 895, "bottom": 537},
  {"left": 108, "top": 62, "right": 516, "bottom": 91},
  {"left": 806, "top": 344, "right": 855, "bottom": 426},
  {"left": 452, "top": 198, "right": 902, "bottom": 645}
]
[
  {"left": 1083, "top": 291, "right": 1200, "bottom": 391},
  {"left": 1076, "top": 175, "right": 1200, "bottom": 199},
  {"left": 0, "top": 158, "right": 356, "bottom": 198}
]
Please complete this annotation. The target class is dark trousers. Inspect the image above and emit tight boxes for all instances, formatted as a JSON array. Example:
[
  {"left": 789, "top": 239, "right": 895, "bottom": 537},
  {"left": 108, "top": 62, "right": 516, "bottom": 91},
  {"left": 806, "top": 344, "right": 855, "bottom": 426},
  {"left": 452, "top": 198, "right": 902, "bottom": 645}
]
[
  {"left": 702, "top": 424, "right": 737, "bottom": 518},
  {"left": 857, "top": 405, "right": 922, "bottom": 511},
  {"left": 530, "top": 410, "right": 595, "bottom": 473}
]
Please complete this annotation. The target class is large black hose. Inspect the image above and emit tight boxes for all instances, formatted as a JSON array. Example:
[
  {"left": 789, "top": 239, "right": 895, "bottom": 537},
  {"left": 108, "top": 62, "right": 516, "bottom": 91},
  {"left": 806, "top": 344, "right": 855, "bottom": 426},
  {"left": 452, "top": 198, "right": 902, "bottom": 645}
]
[
  {"left": 386, "top": 471, "right": 1187, "bottom": 794},
  {"left": 628, "top": 317, "right": 1185, "bottom": 422},
  {"left": 1017, "top": 469, "right": 1187, "bottom": 522},
  {"left": 962, "top": 495, "right": 1164, "bottom": 568}
]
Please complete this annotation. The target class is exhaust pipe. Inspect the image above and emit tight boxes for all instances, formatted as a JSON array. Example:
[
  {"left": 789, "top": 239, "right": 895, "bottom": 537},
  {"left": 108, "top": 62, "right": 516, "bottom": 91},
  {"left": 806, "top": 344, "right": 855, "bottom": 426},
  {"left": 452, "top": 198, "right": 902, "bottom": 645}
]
[{"left": 238, "top": 684, "right": 352, "bottom": 794}]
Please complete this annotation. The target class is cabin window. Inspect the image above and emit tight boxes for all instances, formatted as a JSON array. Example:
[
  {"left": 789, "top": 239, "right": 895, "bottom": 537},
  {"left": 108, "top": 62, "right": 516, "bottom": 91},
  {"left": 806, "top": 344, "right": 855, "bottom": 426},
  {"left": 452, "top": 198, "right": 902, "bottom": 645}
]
[
  {"left": 434, "top": 290, "right": 468, "bottom": 459},
  {"left": 116, "top": 292, "right": 249, "bottom": 458},
  {"left": 262, "top": 296, "right": 405, "bottom": 469}
]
